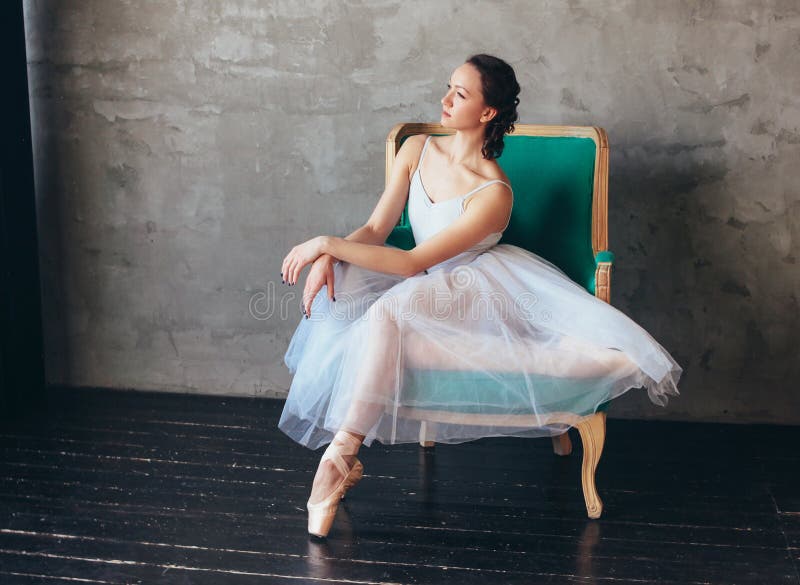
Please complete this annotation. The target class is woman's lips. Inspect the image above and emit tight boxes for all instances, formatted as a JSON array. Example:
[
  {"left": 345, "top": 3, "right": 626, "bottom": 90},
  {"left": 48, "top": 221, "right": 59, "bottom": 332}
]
[{"left": 442, "top": 110, "right": 451, "bottom": 117}]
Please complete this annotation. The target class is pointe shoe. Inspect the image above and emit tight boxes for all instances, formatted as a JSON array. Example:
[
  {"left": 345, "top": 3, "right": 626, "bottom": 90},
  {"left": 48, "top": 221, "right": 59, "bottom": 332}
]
[{"left": 307, "top": 431, "right": 364, "bottom": 538}]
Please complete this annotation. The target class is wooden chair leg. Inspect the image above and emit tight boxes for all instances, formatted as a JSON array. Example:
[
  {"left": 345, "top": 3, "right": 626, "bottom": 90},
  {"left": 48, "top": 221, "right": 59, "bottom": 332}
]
[
  {"left": 575, "top": 411, "right": 606, "bottom": 519},
  {"left": 551, "top": 431, "right": 573, "bottom": 456},
  {"left": 419, "top": 420, "right": 435, "bottom": 448}
]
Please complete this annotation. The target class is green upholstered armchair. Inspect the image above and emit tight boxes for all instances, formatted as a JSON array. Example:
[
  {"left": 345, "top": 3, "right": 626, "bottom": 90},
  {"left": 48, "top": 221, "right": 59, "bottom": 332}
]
[{"left": 384, "top": 123, "right": 616, "bottom": 519}]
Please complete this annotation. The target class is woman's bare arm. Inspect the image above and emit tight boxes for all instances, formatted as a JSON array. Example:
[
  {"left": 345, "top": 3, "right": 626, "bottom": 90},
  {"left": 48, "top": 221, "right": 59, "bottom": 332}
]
[
  {"left": 315, "top": 224, "right": 384, "bottom": 265},
  {"left": 317, "top": 134, "right": 427, "bottom": 262},
  {"left": 292, "top": 135, "right": 427, "bottom": 311},
  {"left": 284, "top": 135, "right": 511, "bottom": 283},
  {"left": 320, "top": 183, "right": 512, "bottom": 277}
]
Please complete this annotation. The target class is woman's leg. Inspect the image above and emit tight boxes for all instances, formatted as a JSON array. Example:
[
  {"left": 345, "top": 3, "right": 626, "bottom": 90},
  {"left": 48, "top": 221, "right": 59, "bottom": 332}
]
[
  {"left": 340, "top": 309, "right": 401, "bottom": 434},
  {"left": 307, "top": 303, "right": 398, "bottom": 506}
]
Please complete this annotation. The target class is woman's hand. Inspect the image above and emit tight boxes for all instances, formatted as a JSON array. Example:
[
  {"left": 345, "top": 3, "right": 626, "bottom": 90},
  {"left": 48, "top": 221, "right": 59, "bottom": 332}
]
[
  {"left": 301, "top": 254, "right": 336, "bottom": 318},
  {"left": 281, "top": 236, "right": 327, "bottom": 287}
]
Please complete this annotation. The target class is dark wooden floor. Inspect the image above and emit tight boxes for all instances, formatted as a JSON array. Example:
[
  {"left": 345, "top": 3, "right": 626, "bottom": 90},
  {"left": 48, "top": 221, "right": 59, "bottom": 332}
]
[{"left": 0, "top": 387, "right": 798, "bottom": 584}]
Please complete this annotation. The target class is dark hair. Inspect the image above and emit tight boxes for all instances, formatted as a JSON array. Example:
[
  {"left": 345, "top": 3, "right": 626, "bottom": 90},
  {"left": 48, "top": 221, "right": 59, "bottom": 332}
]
[{"left": 465, "top": 54, "right": 521, "bottom": 160}]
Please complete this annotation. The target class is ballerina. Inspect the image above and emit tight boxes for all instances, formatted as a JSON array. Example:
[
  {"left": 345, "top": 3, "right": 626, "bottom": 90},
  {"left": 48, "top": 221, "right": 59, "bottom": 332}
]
[{"left": 279, "top": 54, "right": 682, "bottom": 538}]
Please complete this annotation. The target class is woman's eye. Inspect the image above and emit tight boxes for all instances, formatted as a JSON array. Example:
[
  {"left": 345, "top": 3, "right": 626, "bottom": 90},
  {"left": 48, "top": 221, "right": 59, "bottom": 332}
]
[{"left": 446, "top": 84, "right": 465, "bottom": 99}]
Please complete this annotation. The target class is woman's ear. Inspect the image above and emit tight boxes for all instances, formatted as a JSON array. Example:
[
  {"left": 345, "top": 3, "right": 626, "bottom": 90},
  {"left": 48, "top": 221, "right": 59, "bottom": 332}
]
[{"left": 480, "top": 106, "right": 498, "bottom": 123}]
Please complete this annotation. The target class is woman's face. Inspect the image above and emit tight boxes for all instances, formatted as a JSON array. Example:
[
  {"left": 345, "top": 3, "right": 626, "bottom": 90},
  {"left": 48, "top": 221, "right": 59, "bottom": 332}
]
[{"left": 440, "top": 63, "right": 496, "bottom": 129}]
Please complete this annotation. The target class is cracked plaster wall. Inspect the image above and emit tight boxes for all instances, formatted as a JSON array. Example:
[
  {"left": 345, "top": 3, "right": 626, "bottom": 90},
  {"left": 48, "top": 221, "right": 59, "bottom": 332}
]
[{"left": 21, "top": 1, "right": 800, "bottom": 424}]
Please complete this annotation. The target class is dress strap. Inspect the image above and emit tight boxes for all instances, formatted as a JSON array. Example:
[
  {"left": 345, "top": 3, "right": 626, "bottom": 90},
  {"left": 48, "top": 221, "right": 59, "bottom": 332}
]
[
  {"left": 418, "top": 135, "right": 432, "bottom": 168},
  {"left": 463, "top": 179, "right": 514, "bottom": 200},
  {"left": 462, "top": 179, "right": 514, "bottom": 217}
]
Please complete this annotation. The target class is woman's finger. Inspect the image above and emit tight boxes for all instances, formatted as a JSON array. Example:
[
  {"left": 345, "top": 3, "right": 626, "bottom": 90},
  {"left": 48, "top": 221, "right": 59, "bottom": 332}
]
[
  {"left": 292, "top": 259, "right": 301, "bottom": 286},
  {"left": 294, "top": 259, "right": 306, "bottom": 286},
  {"left": 301, "top": 278, "right": 310, "bottom": 312},
  {"left": 326, "top": 269, "right": 335, "bottom": 301},
  {"left": 305, "top": 289, "right": 316, "bottom": 319},
  {"left": 282, "top": 250, "right": 295, "bottom": 284},
  {"left": 287, "top": 248, "right": 298, "bottom": 284}
]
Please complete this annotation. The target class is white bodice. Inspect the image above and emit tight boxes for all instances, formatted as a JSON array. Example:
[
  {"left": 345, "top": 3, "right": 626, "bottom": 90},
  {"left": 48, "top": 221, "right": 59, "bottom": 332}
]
[{"left": 407, "top": 135, "right": 513, "bottom": 272}]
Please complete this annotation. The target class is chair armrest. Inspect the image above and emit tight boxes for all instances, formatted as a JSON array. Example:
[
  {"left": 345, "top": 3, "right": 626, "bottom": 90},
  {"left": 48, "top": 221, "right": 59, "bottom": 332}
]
[
  {"left": 594, "top": 250, "right": 615, "bottom": 408},
  {"left": 593, "top": 250, "right": 614, "bottom": 303}
]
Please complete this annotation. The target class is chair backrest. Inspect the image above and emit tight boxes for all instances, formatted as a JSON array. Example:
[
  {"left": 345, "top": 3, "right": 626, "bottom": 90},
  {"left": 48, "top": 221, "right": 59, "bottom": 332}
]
[{"left": 385, "top": 123, "right": 609, "bottom": 294}]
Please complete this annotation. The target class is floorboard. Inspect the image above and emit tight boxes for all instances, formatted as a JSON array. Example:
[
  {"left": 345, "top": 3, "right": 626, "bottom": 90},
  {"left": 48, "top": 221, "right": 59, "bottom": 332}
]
[{"left": 0, "top": 386, "right": 797, "bottom": 584}]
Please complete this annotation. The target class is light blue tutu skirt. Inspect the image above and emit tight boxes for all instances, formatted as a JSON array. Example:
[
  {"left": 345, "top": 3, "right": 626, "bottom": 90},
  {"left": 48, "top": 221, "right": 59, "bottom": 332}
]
[{"left": 279, "top": 243, "right": 682, "bottom": 450}]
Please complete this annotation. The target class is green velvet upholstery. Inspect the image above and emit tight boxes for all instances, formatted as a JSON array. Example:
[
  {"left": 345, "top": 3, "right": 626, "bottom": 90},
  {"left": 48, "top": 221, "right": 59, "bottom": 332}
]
[
  {"left": 385, "top": 224, "right": 415, "bottom": 252},
  {"left": 386, "top": 132, "right": 615, "bottom": 417},
  {"left": 403, "top": 369, "right": 613, "bottom": 416},
  {"left": 594, "top": 250, "right": 615, "bottom": 264}
]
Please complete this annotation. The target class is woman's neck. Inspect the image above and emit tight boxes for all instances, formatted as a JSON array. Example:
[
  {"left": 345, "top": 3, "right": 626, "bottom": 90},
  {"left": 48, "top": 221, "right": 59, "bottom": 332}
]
[{"left": 446, "top": 127, "right": 487, "bottom": 166}]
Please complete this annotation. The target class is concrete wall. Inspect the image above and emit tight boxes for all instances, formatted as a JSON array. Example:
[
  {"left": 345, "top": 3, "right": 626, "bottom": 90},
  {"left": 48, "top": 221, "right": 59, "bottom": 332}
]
[{"left": 22, "top": 1, "right": 800, "bottom": 424}]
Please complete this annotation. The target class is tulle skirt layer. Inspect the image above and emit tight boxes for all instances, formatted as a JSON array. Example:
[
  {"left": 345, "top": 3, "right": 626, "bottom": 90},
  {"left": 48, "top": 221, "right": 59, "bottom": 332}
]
[{"left": 279, "top": 243, "right": 682, "bottom": 450}]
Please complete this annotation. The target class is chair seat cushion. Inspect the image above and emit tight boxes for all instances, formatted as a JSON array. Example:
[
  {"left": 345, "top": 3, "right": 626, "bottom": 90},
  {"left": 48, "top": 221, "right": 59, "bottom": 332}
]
[{"left": 401, "top": 368, "right": 612, "bottom": 417}]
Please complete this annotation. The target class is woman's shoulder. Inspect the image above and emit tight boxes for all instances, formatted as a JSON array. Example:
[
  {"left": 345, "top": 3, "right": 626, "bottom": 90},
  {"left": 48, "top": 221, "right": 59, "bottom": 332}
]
[
  {"left": 486, "top": 165, "right": 512, "bottom": 186},
  {"left": 396, "top": 134, "right": 430, "bottom": 179},
  {"left": 475, "top": 155, "right": 512, "bottom": 188},
  {"left": 403, "top": 133, "right": 429, "bottom": 152},
  {"left": 400, "top": 134, "right": 429, "bottom": 163}
]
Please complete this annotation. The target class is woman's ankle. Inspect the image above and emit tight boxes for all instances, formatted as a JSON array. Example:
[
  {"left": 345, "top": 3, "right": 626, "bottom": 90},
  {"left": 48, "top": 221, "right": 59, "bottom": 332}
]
[
  {"left": 336, "top": 429, "right": 365, "bottom": 445},
  {"left": 343, "top": 431, "right": 365, "bottom": 443}
]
